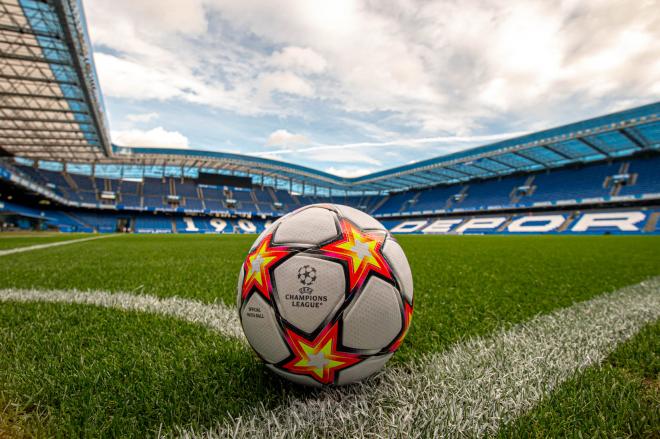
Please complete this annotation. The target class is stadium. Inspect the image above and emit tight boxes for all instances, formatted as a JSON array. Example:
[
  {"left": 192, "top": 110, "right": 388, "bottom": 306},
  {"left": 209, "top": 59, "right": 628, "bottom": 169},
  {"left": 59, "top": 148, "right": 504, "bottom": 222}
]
[{"left": 0, "top": 0, "right": 658, "bottom": 437}]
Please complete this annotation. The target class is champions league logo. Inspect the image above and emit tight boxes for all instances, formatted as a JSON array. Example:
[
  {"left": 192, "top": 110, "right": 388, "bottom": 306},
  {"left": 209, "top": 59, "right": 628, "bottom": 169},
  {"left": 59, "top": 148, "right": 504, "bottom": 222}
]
[
  {"left": 297, "top": 265, "right": 317, "bottom": 293},
  {"left": 286, "top": 265, "right": 326, "bottom": 308}
]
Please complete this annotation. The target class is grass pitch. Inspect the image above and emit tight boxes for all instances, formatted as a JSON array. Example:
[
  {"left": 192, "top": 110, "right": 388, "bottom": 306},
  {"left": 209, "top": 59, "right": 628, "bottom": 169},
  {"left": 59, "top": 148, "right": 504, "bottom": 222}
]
[
  {"left": 0, "top": 234, "right": 658, "bottom": 437},
  {"left": 0, "top": 233, "right": 90, "bottom": 251}
]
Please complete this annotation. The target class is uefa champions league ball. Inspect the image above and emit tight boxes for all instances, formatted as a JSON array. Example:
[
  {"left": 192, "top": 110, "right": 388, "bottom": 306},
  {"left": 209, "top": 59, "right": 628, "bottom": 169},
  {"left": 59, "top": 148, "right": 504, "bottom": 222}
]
[{"left": 237, "top": 204, "right": 413, "bottom": 386}]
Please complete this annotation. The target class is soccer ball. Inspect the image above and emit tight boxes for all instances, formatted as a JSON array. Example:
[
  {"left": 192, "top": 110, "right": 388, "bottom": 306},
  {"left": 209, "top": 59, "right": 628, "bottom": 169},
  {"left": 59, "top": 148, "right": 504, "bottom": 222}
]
[{"left": 237, "top": 204, "right": 413, "bottom": 386}]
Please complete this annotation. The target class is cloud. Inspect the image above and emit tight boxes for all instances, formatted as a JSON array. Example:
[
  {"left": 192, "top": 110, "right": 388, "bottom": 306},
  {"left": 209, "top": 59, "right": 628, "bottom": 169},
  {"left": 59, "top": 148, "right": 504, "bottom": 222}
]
[
  {"left": 257, "top": 130, "right": 529, "bottom": 157},
  {"left": 325, "top": 166, "right": 376, "bottom": 178},
  {"left": 126, "top": 112, "right": 159, "bottom": 123},
  {"left": 257, "top": 71, "right": 315, "bottom": 97},
  {"left": 85, "top": 0, "right": 660, "bottom": 173},
  {"left": 94, "top": 53, "right": 189, "bottom": 101},
  {"left": 265, "top": 129, "right": 310, "bottom": 149},
  {"left": 269, "top": 46, "right": 327, "bottom": 73},
  {"left": 112, "top": 127, "right": 190, "bottom": 148}
]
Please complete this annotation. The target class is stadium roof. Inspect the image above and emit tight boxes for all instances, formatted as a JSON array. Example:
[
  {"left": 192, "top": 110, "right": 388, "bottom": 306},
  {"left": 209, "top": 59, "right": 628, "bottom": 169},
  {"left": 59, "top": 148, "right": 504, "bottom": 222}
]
[
  {"left": 1, "top": 0, "right": 659, "bottom": 193},
  {"left": 0, "top": 0, "right": 110, "bottom": 160}
]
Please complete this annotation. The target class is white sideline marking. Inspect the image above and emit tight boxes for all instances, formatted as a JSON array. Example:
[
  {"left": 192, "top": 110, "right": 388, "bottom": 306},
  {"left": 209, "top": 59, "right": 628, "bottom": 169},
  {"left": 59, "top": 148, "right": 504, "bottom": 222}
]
[
  {"left": 1, "top": 279, "right": 658, "bottom": 437},
  {"left": 0, "top": 288, "right": 244, "bottom": 341},
  {"left": 0, "top": 234, "right": 114, "bottom": 257},
  {"left": 183, "top": 277, "right": 660, "bottom": 439}
]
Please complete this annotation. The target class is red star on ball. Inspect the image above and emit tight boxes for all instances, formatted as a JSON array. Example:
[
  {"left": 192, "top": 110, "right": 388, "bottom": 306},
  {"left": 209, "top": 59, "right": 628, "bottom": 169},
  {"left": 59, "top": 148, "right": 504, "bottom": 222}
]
[
  {"left": 320, "top": 219, "right": 393, "bottom": 292},
  {"left": 282, "top": 322, "right": 362, "bottom": 385},
  {"left": 241, "top": 234, "right": 290, "bottom": 301}
]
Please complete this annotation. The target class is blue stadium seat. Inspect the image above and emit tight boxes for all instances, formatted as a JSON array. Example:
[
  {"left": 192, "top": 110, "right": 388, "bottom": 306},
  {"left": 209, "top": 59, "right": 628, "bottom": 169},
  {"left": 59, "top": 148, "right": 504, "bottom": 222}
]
[
  {"left": 134, "top": 216, "right": 173, "bottom": 233},
  {"left": 524, "top": 163, "right": 615, "bottom": 202},
  {"left": 619, "top": 156, "right": 660, "bottom": 196}
]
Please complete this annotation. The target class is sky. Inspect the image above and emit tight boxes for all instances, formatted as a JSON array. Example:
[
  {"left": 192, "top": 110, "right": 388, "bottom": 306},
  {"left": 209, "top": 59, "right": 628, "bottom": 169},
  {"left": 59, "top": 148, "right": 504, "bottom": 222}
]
[{"left": 83, "top": 0, "right": 660, "bottom": 178}]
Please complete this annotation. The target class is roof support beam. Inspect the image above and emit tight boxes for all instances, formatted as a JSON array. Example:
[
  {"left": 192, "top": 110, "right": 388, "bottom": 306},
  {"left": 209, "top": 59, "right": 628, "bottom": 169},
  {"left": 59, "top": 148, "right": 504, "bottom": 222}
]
[
  {"left": 486, "top": 156, "right": 522, "bottom": 169},
  {"left": 0, "top": 134, "right": 95, "bottom": 142},
  {"left": 393, "top": 175, "right": 433, "bottom": 186},
  {"left": 577, "top": 137, "right": 610, "bottom": 157},
  {"left": 0, "top": 52, "right": 73, "bottom": 67},
  {"left": 422, "top": 169, "right": 459, "bottom": 183},
  {"left": 464, "top": 162, "right": 497, "bottom": 175},
  {"left": 0, "top": 140, "right": 96, "bottom": 147},
  {"left": 0, "top": 91, "right": 85, "bottom": 102},
  {"left": 0, "top": 32, "right": 68, "bottom": 51},
  {"left": 0, "top": 105, "right": 89, "bottom": 115},
  {"left": 541, "top": 143, "right": 573, "bottom": 160},
  {"left": 0, "top": 126, "right": 93, "bottom": 134},
  {"left": 416, "top": 171, "right": 449, "bottom": 183},
  {"left": 618, "top": 128, "right": 647, "bottom": 149},
  {"left": 511, "top": 151, "right": 546, "bottom": 166},
  {"left": 0, "top": 73, "right": 78, "bottom": 86},
  {"left": 0, "top": 116, "right": 92, "bottom": 125},
  {"left": 478, "top": 158, "right": 515, "bottom": 170},
  {"left": 399, "top": 173, "right": 437, "bottom": 184},
  {"left": 0, "top": 23, "right": 60, "bottom": 40},
  {"left": 443, "top": 165, "right": 475, "bottom": 178}
]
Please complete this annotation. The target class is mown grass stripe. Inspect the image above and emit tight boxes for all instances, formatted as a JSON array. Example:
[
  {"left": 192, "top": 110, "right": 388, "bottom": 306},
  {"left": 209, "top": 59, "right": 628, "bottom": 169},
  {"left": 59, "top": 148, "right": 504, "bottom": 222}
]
[
  {"left": 0, "top": 235, "right": 112, "bottom": 256},
  {"left": 0, "top": 288, "right": 244, "bottom": 341},
  {"left": 184, "top": 276, "right": 660, "bottom": 439}
]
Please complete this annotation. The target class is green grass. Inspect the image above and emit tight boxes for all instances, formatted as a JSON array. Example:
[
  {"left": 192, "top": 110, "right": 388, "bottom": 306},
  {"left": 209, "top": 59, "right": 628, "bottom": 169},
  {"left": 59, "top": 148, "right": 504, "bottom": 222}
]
[
  {"left": 499, "top": 319, "right": 660, "bottom": 438},
  {"left": 0, "top": 233, "right": 90, "bottom": 250},
  {"left": 0, "top": 301, "right": 300, "bottom": 438},
  {"left": 0, "top": 234, "right": 659, "bottom": 437},
  {"left": 1, "top": 234, "right": 657, "bottom": 361}
]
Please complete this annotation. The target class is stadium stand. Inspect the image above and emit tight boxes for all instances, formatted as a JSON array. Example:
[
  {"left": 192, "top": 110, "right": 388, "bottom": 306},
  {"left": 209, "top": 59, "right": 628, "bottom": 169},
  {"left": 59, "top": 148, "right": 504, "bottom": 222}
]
[
  {"left": 4, "top": 0, "right": 653, "bottom": 236},
  {"left": 0, "top": 0, "right": 658, "bottom": 238},
  {"left": 3, "top": 152, "right": 659, "bottom": 224}
]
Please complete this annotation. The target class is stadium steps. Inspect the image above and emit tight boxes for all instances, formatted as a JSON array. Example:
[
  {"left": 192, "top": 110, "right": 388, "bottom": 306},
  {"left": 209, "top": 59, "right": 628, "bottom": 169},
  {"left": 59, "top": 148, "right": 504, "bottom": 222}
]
[
  {"left": 266, "top": 187, "right": 279, "bottom": 204},
  {"left": 171, "top": 217, "right": 178, "bottom": 233},
  {"left": 63, "top": 212, "right": 93, "bottom": 230},
  {"left": 400, "top": 192, "right": 421, "bottom": 213},
  {"left": 643, "top": 212, "right": 660, "bottom": 232},
  {"left": 370, "top": 195, "right": 389, "bottom": 214},
  {"left": 447, "top": 185, "right": 469, "bottom": 209},
  {"left": 63, "top": 172, "right": 78, "bottom": 191},
  {"left": 608, "top": 162, "right": 632, "bottom": 196},
  {"left": 196, "top": 187, "right": 207, "bottom": 210},
  {"left": 497, "top": 217, "right": 514, "bottom": 232},
  {"left": 558, "top": 212, "right": 577, "bottom": 232},
  {"left": 511, "top": 176, "right": 535, "bottom": 203},
  {"left": 250, "top": 190, "right": 260, "bottom": 206}
]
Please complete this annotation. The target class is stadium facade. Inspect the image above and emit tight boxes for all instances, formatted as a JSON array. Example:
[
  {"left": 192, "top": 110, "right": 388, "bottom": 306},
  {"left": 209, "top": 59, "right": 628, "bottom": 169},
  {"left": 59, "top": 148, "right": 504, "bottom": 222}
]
[{"left": 0, "top": 0, "right": 659, "bottom": 235}]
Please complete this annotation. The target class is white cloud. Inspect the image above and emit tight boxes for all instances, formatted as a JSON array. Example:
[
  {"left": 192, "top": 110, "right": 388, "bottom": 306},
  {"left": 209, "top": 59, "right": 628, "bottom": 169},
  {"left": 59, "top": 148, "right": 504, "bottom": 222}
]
[
  {"left": 257, "top": 71, "right": 315, "bottom": 97},
  {"left": 325, "top": 166, "right": 376, "bottom": 178},
  {"left": 265, "top": 129, "right": 310, "bottom": 149},
  {"left": 85, "top": 0, "right": 660, "bottom": 172},
  {"left": 126, "top": 112, "right": 159, "bottom": 123},
  {"left": 258, "top": 131, "right": 529, "bottom": 157},
  {"left": 94, "top": 53, "right": 188, "bottom": 101},
  {"left": 269, "top": 46, "right": 327, "bottom": 73},
  {"left": 112, "top": 127, "right": 190, "bottom": 148}
]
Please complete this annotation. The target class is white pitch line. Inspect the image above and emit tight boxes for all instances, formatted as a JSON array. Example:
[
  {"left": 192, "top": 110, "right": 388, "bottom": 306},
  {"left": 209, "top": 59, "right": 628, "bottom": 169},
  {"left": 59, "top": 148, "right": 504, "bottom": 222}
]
[
  {"left": 0, "top": 234, "right": 114, "bottom": 257},
  {"left": 183, "top": 276, "right": 660, "bottom": 439},
  {"left": 0, "top": 288, "right": 245, "bottom": 341},
  {"left": 1, "top": 278, "right": 658, "bottom": 438}
]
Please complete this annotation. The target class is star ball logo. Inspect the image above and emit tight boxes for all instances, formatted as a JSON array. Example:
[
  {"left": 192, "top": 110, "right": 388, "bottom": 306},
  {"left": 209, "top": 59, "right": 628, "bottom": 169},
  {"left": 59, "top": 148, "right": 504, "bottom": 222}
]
[{"left": 297, "top": 265, "right": 316, "bottom": 293}]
